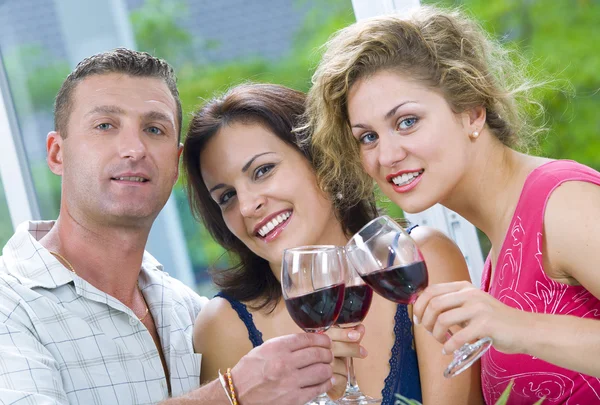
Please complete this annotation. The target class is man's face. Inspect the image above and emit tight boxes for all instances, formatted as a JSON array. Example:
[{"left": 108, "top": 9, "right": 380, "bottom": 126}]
[{"left": 51, "top": 73, "right": 181, "bottom": 228}]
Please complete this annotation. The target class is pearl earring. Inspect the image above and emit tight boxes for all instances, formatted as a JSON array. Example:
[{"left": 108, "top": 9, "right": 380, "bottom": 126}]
[{"left": 470, "top": 130, "right": 480, "bottom": 139}]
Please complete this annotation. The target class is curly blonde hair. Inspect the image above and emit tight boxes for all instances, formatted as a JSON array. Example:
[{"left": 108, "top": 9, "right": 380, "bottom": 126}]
[{"left": 305, "top": 6, "right": 545, "bottom": 210}]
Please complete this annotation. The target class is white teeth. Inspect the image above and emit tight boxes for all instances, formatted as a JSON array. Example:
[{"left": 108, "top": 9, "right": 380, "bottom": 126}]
[
  {"left": 258, "top": 211, "right": 291, "bottom": 237},
  {"left": 392, "top": 170, "right": 423, "bottom": 186},
  {"left": 115, "top": 176, "right": 146, "bottom": 182}
]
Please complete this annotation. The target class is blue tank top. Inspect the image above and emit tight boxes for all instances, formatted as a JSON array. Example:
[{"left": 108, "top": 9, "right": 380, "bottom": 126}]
[{"left": 215, "top": 225, "right": 422, "bottom": 403}]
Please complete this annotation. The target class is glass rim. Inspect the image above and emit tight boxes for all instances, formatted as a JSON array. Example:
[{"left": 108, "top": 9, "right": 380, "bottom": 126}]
[
  {"left": 282, "top": 244, "right": 341, "bottom": 255},
  {"left": 347, "top": 215, "right": 408, "bottom": 247}
]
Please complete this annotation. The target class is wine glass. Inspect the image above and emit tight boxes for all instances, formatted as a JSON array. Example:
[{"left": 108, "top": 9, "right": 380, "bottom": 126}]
[
  {"left": 282, "top": 245, "right": 346, "bottom": 405},
  {"left": 345, "top": 216, "right": 492, "bottom": 378},
  {"left": 334, "top": 252, "right": 380, "bottom": 404}
]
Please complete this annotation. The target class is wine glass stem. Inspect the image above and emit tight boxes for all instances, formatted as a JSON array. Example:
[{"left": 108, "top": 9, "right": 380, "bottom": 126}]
[{"left": 345, "top": 357, "right": 360, "bottom": 393}]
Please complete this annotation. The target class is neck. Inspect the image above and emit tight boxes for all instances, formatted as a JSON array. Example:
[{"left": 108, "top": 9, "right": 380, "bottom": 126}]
[
  {"left": 439, "top": 134, "right": 541, "bottom": 247},
  {"left": 40, "top": 207, "right": 151, "bottom": 305}
]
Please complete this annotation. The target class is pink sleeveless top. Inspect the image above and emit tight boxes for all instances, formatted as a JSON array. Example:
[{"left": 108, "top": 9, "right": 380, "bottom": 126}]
[{"left": 480, "top": 160, "right": 600, "bottom": 405}]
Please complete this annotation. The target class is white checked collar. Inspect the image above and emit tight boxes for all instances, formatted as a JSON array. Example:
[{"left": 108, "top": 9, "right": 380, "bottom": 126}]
[{"left": 1, "top": 220, "right": 166, "bottom": 290}]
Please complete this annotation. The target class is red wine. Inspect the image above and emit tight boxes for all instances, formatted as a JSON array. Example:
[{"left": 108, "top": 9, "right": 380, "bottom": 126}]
[
  {"left": 361, "top": 261, "right": 428, "bottom": 304},
  {"left": 285, "top": 284, "right": 345, "bottom": 333},
  {"left": 335, "top": 285, "right": 373, "bottom": 327}
]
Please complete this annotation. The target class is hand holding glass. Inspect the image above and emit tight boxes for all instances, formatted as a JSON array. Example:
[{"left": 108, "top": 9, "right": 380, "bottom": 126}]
[{"left": 345, "top": 216, "right": 492, "bottom": 378}]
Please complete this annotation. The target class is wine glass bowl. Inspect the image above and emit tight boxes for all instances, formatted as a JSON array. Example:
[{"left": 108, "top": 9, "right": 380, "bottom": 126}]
[{"left": 345, "top": 216, "right": 428, "bottom": 305}]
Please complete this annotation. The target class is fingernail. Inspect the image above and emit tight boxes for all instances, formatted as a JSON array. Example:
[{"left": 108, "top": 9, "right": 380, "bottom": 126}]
[
  {"left": 442, "top": 348, "right": 447, "bottom": 355},
  {"left": 348, "top": 330, "right": 360, "bottom": 340},
  {"left": 360, "top": 346, "right": 368, "bottom": 358},
  {"left": 330, "top": 376, "right": 336, "bottom": 385},
  {"left": 413, "top": 315, "right": 419, "bottom": 325}
]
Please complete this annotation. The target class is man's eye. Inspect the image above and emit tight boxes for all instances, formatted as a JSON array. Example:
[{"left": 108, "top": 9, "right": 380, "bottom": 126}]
[
  {"left": 97, "top": 123, "right": 113, "bottom": 130},
  {"left": 147, "top": 126, "right": 163, "bottom": 135}
]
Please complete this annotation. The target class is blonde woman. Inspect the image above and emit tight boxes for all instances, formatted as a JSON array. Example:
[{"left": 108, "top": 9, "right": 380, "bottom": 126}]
[{"left": 306, "top": 5, "right": 600, "bottom": 404}]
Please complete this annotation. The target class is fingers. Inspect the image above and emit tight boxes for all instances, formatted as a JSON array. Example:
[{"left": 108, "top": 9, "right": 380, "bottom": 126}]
[
  {"left": 442, "top": 324, "right": 479, "bottom": 355},
  {"left": 290, "top": 346, "right": 334, "bottom": 369},
  {"left": 413, "top": 281, "right": 474, "bottom": 325},
  {"left": 274, "top": 332, "right": 332, "bottom": 353},
  {"left": 327, "top": 324, "right": 365, "bottom": 343},
  {"left": 419, "top": 290, "right": 469, "bottom": 332},
  {"left": 431, "top": 307, "right": 474, "bottom": 342},
  {"left": 327, "top": 357, "right": 348, "bottom": 400},
  {"left": 331, "top": 340, "right": 367, "bottom": 359},
  {"left": 299, "top": 379, "right": 334, "bottom": 404},
  {"left": 332, "top": 357, "right": 348, "bottom": 378},
  {"left": 327, "top": 371, "right": 347, "bottom": 400},
  {"left": 296, "top": 362, "right": 334, "bottom": 388}
]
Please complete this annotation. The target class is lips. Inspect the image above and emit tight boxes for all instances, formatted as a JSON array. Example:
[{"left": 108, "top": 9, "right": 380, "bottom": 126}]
[
  {"left": 110, "top": 172, "right": 150, "bottom": 183},
  {"left": 386, "top": 169, "right": 424, "bottom": 193},
  {"left": 254, "top": 209, "right": 293, "bottom": 240}
]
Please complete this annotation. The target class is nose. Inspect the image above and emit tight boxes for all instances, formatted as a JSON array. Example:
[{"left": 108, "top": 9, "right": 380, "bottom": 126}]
[
  {"left": 377, "top": 132, "right": 407, "bottom": 167},
  {"left": 238, "top": 187, "right": 267, "bottom": 218},
  {"left": 118, "top": 126, "right": 147, "bottom": 161}
]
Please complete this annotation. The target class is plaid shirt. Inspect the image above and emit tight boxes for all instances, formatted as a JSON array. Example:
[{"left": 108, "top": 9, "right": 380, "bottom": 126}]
[{"left": 0, "top": 221, "right": 208, "bottom": 405}]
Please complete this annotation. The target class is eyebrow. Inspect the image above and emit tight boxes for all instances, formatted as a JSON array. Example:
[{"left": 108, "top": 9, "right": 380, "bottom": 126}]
[
  {"left": 241, "top": 152, "right": 274, "bottom": 173},
  {"left": 85, "top": 106, "right": 174, "bottom": 126},
  {"left": 142, "top": 110, "right": 174, "bottom": 126},
  {"left": 85, "top": 105, "right": 126, "bottom": 118},
  {"left": 208, "top": 152, "right": 275, "bottom": 194},
  {"left": 351, "top": 101, "right": 415, "bottom": 129}
]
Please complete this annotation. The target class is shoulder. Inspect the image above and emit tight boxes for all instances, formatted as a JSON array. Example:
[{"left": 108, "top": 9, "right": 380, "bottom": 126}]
[
  {"left": 544, "top": 179, "right": 600, "bottom": 282},
  {"left": 409, "top": 226, "right": 471, "bottom": 284},
  {"left": 409, "top": 225, "right": 465, "bottom": 262},
  {"left": 193, "top": 296, "right": 253, "bottom": 352},
  {"left": 193, "top": 296, "right": 254, "bottom": 382}
]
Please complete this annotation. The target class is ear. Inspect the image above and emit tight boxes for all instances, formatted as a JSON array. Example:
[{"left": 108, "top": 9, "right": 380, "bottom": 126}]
[
  {"left": 47, "top": 131, "right": 64, "bottom": 176},
  {"left": 174, "top": 142, "right": 184, "bottom": 183},
  {"left": 461, "top": 105, "right": 486, "bottom": 137}
]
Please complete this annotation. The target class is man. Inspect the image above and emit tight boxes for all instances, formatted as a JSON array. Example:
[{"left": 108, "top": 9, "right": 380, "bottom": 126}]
[{"left": 0, "top": 49, "right": 349, "bottom": 404}]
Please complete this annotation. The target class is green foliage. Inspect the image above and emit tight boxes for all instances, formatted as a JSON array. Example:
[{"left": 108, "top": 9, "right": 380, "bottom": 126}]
[{"left": 425, "top": 0, "right": 600, "bottom": 171}]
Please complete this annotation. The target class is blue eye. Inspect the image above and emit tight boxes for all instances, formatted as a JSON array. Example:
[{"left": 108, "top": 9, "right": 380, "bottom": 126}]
[
  {"left": 147, "top": 126, "right": 163, "bottom": 135},
  {"left": 397, "top": 117, "right": 418, "bottom": 130},
  {"left": 96, "top": 123, "right": 112, "bottom": 130},
  {"left": 219, "top": 190, "right": 236, "bottom": 205},
  {"left": 359, "top": 132, "right": 378, "bottom": 145},
  {"left": 255, "top": 164, "right": 275, "bottom": 179}
]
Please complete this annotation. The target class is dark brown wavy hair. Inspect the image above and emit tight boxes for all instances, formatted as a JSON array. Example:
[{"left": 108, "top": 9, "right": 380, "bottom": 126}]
[{"left": 183, "top": 83, "right": 378, "bottom": 311}]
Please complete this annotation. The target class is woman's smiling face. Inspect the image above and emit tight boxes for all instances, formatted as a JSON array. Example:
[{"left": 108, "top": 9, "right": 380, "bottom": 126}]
[
  {"left": 200, "top": 121, "right": 342, "bottom": 267},
  {"left": 347, "top": 70, "right": 474, "bottom": 213}
]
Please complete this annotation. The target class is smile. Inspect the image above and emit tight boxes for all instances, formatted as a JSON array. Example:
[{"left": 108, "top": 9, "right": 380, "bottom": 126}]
[
  {"left": 257, "top": 211, "right": 292, "bottom": 238},
  {"left": 112, "top": 176, "right": 149, "bottom": 182},
  {"left": 390, "top": 170, "right": 423, "bottom": 187}
]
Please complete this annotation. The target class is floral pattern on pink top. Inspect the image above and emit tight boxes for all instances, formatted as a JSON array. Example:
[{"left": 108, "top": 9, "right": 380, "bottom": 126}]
[{"left": 480, "top": 160, "right": 600, "bottom": 405}]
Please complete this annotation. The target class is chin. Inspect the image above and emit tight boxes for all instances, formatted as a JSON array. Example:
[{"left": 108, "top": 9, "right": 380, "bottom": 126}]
[{"left": 389, "top": 196, "right": 436, "bottom": 215}]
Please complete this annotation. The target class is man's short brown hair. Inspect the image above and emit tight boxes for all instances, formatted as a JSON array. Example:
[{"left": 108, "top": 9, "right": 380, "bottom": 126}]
[{"left": 54, "top": 48, "right": 182, "bottom": 141}]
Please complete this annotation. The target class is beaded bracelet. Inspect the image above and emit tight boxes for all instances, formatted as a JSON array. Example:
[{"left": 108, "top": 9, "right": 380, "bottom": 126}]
[
  {"left": 226, "top": 368, "right": 239, "bottom": 405},
  {"left": 218, "top": 369, "right": 235, "bottom": 405}
]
